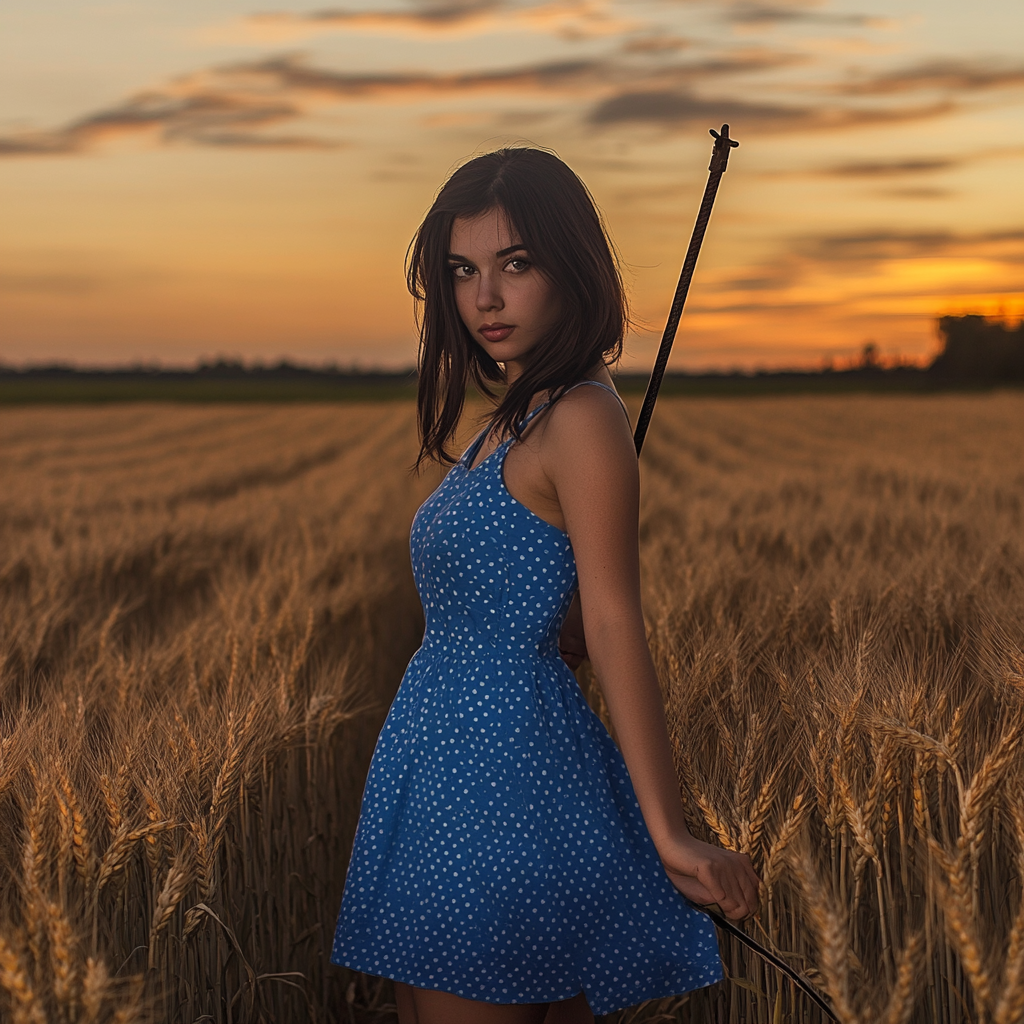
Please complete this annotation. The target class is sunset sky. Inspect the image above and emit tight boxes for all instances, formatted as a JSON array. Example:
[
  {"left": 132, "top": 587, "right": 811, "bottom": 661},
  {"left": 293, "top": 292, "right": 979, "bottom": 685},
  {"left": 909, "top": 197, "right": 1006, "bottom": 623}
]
[{"left": 1, "top": 0, "right": 1022, "bottom": 370}]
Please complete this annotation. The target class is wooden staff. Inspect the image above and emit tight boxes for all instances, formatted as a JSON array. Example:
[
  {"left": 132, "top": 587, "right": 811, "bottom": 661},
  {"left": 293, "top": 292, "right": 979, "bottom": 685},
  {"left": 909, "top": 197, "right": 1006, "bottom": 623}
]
[
  {"left": 630, "top": 123, "right": 840, "bottom": 1020},
  {"left": 633, "top": 124, "right": 739, "bottom": 455},
  {"left": 692, "top": 902, "right": 840, "bottom": 1021}
]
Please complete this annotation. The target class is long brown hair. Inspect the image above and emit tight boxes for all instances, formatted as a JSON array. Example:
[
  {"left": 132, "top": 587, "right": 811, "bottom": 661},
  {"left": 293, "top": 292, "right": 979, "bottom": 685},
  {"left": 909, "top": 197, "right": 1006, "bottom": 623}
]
[{"left": 408, "top": 147, "right": 627, "bottom": 466}]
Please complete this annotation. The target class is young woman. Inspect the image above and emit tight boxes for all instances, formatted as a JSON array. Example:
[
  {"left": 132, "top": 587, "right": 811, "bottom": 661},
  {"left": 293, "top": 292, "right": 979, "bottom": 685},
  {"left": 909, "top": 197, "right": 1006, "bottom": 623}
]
[{"left": 331, "top": 147, "right": 760, "bottom": 1023}]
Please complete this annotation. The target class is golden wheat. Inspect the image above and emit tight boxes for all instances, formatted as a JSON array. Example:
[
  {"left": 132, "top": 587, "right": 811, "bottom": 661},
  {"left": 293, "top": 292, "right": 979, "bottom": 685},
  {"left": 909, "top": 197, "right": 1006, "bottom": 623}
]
[
  {"left": 0, "top": 402, "right": 439, "bottom": 1022},
  {"left": 0, "top": 393, "right": 1022, "bottom": 1022}
]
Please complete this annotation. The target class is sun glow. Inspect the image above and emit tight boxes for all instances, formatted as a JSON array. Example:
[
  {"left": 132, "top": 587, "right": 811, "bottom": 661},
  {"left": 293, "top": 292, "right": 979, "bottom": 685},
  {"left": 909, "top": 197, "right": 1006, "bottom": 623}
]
[{"left": 1, "top": 0, "right": 1022, "bottom": 368}]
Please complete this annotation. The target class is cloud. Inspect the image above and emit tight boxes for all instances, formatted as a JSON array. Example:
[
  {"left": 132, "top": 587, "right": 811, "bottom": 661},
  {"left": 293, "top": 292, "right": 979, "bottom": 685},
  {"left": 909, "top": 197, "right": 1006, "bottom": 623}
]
[
  {"left": 0, "top": 54, "right": 608, "bottom": 157},
  {"left": 621, "top": 34, "right": 691, "bottom": 54},
  {"left": 0, "top": 82, "right": 339, "bottom": 156},
  {"left": 686, "top": 226, "right": 1024, "bottom": 329},
  {"left": 0, "top": 54, "right": 610, "bottom": 156},
  {"left": 589, "top": 90, "right": 952, "bottom": 132},
  {"left": 0, "top": 271, "right": 101, "bottom": 295},
  {"left": 206, "top": 0, "right": 635, "bottom": 43},
  {"left": 795, "top": 227, "right": 1024, "bottom": 263},
  {"left": 3, "top": 44, "right": 995, "bottom": 159},
  {"left": 724, "top": 3, "right": 892, "bottom": 28},
  {"left": 873, "top": 186, "right": 953, "bottom": 199},
  {"left": 761, "top": 145, "right": 1024, "bottom": 180},
  {"left": 654, "top": 50, "right": 809, "bottom": 77},
  {"left": 246, "top": 53, "right": 608, "bottom": 96},
  {"left": 819, "top": 156, "right": 961, "bottom": 177},
  {"left": 591, "top": 91, "right": 798, "bottom": 128},
  {"left": 0, "top": 49, "right": 809, "bottom": 157},
  {"left": 831, "top": 59, "right": 1024, "bottom": 96},
  {"left": 700, "top": 226, "right": 1024, "bottom": 284}
]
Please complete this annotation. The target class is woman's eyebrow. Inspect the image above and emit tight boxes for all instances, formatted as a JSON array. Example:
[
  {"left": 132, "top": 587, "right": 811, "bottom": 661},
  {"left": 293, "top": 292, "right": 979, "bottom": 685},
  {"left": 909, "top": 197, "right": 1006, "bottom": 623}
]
[{"left": 446, "top": 245, "right": 526, "bottom": 261}]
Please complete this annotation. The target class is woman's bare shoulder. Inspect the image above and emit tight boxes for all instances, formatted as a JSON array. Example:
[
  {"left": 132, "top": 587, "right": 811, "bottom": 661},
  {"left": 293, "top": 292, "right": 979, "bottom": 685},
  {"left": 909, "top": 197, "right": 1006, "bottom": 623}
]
[
  {"left": 539, "top": 383, "right": 635, "bottom": 471},
  {"left": 550, "top": 382, "right": 630, "bottom": 432}
]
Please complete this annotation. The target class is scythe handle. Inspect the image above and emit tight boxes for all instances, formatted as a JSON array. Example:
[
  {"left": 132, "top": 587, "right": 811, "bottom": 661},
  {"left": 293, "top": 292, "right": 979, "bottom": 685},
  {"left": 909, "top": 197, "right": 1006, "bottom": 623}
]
[
  {"left": 629, "top": 127, "right": 840, "bottom": 1020},
  {"left": 632, "top": 124, "right": 739, "bottom": 455},
  {"left": 691, "top": 902, "right": 840, "bottom": 1021}
]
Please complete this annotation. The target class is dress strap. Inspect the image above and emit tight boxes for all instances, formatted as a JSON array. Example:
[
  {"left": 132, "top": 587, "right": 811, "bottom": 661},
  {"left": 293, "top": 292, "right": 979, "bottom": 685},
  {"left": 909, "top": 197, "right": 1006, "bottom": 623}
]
[
  {"left": 562, "top": 379, "right": 631, "bottom": 425},
  {"left": 462, "top": 401, "right": 549, "bottom": 467},
  {"left": 468, "top": 381, "right": 628, "bottom": 461},
  {"left": 517, "top": 400, "right": 552, "bottom": 432},
  {"left": 518, "top": 381, "right": 629, "bottom": 433},
  {"left": 462, "top": 426, "right": 490, "bottom": 466}
]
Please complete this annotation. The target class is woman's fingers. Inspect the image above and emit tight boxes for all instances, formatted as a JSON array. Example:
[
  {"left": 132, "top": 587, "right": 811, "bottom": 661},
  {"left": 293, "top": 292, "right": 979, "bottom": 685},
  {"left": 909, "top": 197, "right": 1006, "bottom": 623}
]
[
  {"left": 662, "top": 840, "right": 763, "bottom": 920},
  {"left": 717, "top": 885, "right": 747, "bottom": 920},
  {"left": 696, "top": 863, "right": 728, "bottom": 904},
  {"left": 701, "top": 867, "right": 745, "bottom": 919},
  {"left": 700, "top": 853, "right": 760, "bottom": 920}
]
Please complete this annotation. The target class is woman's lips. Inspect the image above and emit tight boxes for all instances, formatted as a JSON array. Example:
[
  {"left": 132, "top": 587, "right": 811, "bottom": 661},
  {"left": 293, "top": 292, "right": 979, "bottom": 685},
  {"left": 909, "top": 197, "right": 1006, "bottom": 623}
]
[{"left": 479, "top": 324, "right": 514, "bottom": 343}]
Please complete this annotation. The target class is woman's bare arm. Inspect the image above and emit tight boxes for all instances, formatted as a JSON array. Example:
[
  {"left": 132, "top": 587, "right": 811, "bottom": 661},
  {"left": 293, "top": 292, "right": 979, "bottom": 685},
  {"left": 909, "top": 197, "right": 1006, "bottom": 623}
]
[{"left": 541, "top": 387, "right": 760, "bottom": 921}]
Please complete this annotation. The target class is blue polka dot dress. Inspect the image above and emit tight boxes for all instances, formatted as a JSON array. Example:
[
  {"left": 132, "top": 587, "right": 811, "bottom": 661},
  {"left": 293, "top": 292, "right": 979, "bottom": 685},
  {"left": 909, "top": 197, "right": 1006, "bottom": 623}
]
[{"left": 331, "top": 381, "right": 722, "bottom": 1014}]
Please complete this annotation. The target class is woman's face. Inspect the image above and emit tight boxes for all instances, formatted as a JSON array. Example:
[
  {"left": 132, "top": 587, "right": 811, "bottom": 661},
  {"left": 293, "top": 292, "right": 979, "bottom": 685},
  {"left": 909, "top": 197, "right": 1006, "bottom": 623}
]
[{"left": 448, "top": 208, "right": 560, "bottom": 378}]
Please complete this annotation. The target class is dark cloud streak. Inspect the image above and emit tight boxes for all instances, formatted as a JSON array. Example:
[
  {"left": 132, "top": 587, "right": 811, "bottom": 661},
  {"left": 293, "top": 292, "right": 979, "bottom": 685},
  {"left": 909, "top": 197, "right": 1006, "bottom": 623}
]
[
  {"left": 591, "top": 90, "right": 800, "bottom": 128},
  {"left": 761, "top": 146, "right": 1024, "bottom": 181},
  {"left": 0, "top": 50, "right": 809, "bottom": 156},
  {"left": 822, "top": 157, "right": 960, "bottom": 177},
  {"left": 2, "top": 45, "right": 1012, "bottom": 159},
  {"left": 0, "top": 271, "right": 101, "bottom": 294},
  {"left": 0, "top": 89, "right": 337, "bottom": 156},
  {"left": 832, "top": 59, "right": 1024, "bottom": 96},
  {"left": 724, "top": 3, "right": 888, "bottom": 28},
  {"left": 257, "top": 0, "right": 501, "bottom": 27},
  {"left": 248, "top": 54, "right": 605, "bottom": 94},
  {"left": 796, "top": 228, "right": 1024, "bottom": 262},
  {"left": 589, "top": 90, "right": 952, "bottom": 132}
]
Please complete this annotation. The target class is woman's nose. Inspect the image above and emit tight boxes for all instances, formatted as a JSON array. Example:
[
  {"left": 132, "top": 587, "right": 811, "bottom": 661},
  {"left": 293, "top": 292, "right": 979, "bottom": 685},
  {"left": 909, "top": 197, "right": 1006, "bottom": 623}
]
[{"left": 475, "top": 274, "right": 503, "bottom": 312}]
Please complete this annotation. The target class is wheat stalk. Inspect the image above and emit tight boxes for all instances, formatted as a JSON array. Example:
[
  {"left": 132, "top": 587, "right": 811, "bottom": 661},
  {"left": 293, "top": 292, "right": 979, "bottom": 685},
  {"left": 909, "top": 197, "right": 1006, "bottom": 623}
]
[
  {"left": 0, "top": 936, "right": 47, "bottom": 1024},
  {"left": 2, "top": 395, "right": 1023, "bottom": 1024},
  {"left": 80, "top": 955, "right": 110, "bottom": 1024},
  {"left": 789, "top": 843, "right": 862, "bottom": 1024},
  {"left": 928, "top": 836, "right": 993, "bottom": 1015},
  {"left": 46, "top": 900, "right": 79, "bottom": 1011},
  {"left": 147, "top": 853, "right": 194, "bottom": 969}
]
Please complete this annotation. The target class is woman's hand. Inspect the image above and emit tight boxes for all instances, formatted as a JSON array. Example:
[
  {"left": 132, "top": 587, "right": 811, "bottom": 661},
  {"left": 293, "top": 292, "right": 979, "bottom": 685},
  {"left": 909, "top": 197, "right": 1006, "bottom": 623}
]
[
  {"left": 558, "top": 592, "right": 588, "bottom": 670},
  {"left": 658, "top": 833, "right": 761, "bottom": 922}
]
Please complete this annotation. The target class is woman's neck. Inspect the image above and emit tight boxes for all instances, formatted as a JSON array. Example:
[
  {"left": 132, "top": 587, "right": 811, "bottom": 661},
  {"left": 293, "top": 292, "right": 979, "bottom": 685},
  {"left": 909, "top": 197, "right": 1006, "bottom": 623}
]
[{"left": 500, "top": 360, "right": 611, "bottom": 389}]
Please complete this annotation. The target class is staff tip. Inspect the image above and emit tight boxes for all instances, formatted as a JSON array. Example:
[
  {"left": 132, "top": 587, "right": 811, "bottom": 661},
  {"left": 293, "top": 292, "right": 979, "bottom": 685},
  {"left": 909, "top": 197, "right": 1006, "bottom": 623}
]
[{"left": 710, "top": 124, "right": 740, "bottom": 148}]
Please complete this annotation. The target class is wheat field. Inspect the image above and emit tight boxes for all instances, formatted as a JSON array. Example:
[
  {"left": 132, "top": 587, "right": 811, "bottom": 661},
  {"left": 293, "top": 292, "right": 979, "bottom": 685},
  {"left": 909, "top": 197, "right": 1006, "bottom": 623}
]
[{"left": 0, "top": 393, "right": 1022, "bottom": 1024}]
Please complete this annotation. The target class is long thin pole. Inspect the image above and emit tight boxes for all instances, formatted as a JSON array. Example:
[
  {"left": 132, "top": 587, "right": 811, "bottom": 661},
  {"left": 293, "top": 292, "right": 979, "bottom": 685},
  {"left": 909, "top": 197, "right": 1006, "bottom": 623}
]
[
  {"left": 693, "top": 902, "right": 840, "bottom": 1021},
  {"left": 633, "top": 124, "right": 739, "bottom": 455},
  {"left": 630, "top": 124, "right": 840, "bottom": 1020}
]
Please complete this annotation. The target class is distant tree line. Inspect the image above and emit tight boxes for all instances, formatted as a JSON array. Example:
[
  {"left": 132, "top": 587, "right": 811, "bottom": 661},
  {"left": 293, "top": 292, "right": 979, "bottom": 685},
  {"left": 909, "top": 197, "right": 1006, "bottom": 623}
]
[
  {"left": 1, "top": 315, "right": 1021, "bottom": 388},
  {"left": 929, "top": 314, "right": 1024, "bottom": 381},
  {"left": 0, "top": 359, "right": 418, "bottom": 383}
]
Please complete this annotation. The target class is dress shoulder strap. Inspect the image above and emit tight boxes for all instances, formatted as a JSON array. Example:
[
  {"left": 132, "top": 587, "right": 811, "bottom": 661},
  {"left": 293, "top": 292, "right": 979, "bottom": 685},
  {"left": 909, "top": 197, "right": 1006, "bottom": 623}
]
[
  {"left": 511, "top": 380, "right": 629, "bottom": 437},
  {"left": 562, "top": 379, "right": 631, "bottom": 424},
  {"left": 517, "top": 400, "right": 552, "bottom": 432}
]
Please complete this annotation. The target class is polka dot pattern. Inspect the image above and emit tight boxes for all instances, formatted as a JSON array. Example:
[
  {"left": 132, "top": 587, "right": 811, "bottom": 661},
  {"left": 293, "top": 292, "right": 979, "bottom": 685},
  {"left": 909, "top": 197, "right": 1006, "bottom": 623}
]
[{"left": 331, "top": 383, "right": 722, "bottom": 1015}]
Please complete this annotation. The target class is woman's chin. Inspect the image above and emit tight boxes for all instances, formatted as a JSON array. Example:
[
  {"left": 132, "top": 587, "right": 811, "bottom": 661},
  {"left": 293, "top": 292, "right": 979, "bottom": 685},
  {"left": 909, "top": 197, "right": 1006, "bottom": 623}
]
[{"left": 477, "top": 340, "right": 541, "bottom": 368}]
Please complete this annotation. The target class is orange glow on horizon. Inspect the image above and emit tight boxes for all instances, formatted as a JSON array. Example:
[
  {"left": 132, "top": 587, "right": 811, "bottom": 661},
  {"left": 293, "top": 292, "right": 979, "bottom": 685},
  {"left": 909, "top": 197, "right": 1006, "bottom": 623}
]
[{"left": 1, "top": 0, "right": 1023, "bottom": 369}]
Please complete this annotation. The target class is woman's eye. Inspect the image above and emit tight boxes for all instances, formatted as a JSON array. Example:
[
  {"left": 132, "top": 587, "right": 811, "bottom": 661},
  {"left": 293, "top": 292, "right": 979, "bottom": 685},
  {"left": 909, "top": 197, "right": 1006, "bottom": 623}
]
[
  {"left": 506, "top": 258, "right": 532, "bottom": 272},
  {"left": 451, "top": 264, "right": 475, "bottom": 278}
]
